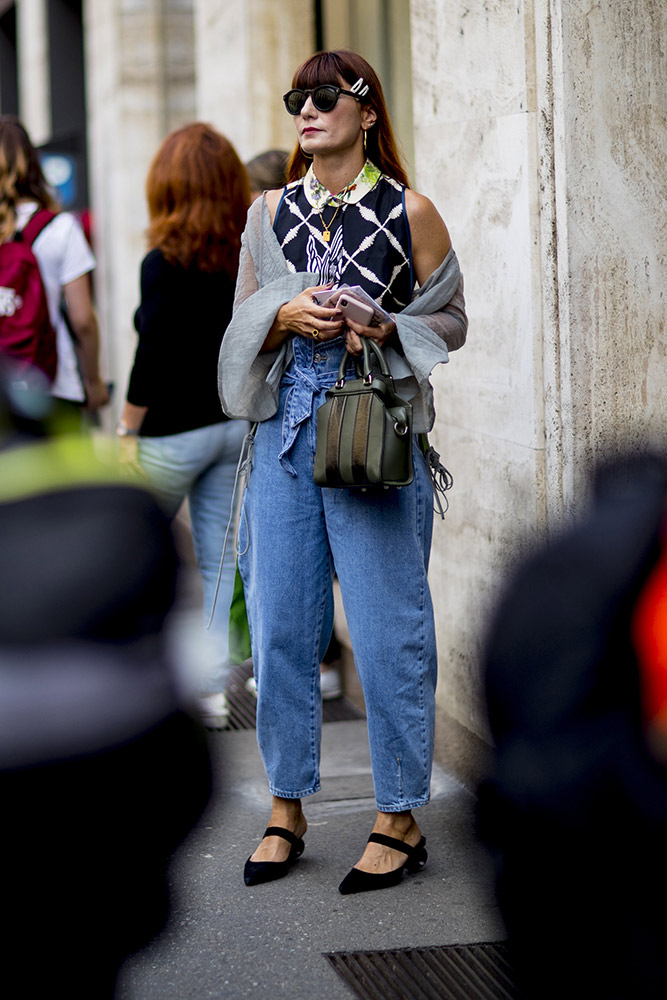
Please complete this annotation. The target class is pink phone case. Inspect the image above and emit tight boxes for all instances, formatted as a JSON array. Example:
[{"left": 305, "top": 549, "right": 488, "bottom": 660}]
[{"left": 338, "top": 295, "right": 374, "bottom": 325}]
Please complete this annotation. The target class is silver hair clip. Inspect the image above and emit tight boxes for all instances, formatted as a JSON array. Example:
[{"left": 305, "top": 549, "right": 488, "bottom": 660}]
[{"left": 350, "top": 77, "right": 370, "bottom": 98}]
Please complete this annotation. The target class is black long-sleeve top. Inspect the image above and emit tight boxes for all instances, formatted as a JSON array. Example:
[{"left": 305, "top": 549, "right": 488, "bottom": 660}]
[{"left": 127, "top": 248, "right": 235, "bottom": 437}]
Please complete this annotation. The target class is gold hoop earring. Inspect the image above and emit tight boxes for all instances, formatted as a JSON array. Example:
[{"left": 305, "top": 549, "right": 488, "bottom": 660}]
[
  {"left": 301, "top": 147, "right": 313, "bottom": 160},
  {"left": 363, "top": 129, "right": 367, "bottom": 154}
]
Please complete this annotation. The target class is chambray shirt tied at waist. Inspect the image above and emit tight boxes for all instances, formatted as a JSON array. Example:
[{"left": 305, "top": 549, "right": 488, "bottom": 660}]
[{"left": 277, "top": 341, "right": 353, "bottom": 476}]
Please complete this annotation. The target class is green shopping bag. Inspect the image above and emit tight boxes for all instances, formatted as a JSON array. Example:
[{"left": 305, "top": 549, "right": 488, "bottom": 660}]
[{"left": 228, "top": 564, "right": 251, "bottom": 664}]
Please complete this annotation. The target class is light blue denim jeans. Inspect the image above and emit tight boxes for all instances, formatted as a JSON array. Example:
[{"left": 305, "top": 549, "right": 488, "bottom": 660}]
[
  {"left": 138, "top": 419, "right": 248, "bottom": 693},
  {"left": 238, "top": 337, "right": 437, "bottom": 812}
]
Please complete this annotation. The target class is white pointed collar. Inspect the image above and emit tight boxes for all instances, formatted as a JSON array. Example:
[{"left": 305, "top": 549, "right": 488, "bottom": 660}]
[{"left": 302, "top": 160, "right": 381, "bottom": 210}]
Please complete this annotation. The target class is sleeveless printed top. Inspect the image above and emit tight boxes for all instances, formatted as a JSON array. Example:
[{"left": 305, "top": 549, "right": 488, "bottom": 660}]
[{"left": 273, "top": 161, "right": 413, "bottom": 314}]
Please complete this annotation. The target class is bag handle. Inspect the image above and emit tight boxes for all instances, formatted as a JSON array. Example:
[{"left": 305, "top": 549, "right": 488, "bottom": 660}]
[{"left": 335, "top": 338, "right": 392, "bottom": 387}]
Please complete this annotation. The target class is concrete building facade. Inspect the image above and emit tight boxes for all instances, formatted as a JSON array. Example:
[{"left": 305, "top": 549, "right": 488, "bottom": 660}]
[{"left": 2, "top": 0, "right": 665, "bottom": 768}]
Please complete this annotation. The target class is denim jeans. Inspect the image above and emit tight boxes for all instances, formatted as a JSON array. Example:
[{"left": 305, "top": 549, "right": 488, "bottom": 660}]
[
  {"left": 138, "top": 419, "right": 248, "bottom": 693},
  {"left": 238, "top": 337, "right": 437, "bottom": 812}
]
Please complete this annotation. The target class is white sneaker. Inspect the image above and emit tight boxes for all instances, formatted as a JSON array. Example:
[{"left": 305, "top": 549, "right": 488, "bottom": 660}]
[
  {"left": 320, "top": 665, "right": 343, "bottom": 700},
  {"left": 245, "top": 669, "right": 342, "bottom": 700},
  {"left": 244, "top": 675, "right": 258, "bottom": 697},
  {"left": 196, "top": 691, "right": 229, "bottom": 729}
]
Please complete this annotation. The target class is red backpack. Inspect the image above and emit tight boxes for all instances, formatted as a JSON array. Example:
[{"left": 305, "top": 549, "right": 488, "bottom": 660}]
[{"left": 0, "top": 210, "right": 58, "bottom": 381}]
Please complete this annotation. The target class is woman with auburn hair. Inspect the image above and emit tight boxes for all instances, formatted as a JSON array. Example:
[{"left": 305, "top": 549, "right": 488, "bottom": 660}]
[
  {"left": 219, "top": 50, "right": 468, "bottom": 894},
  {"left": 0, "top": 115, "right": 109, "bottom": 412},
  {"left": 120, "top": 122, "right": 251, "bottom": 729}
]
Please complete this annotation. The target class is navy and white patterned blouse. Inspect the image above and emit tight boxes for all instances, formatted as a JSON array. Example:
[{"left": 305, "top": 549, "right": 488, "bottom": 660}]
[{"left": 273, "top": 160, "right": 414, "bottom": 314}]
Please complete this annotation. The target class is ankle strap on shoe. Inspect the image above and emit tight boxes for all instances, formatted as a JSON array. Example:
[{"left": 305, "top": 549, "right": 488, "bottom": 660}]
[
  {"left": 264, "top": 826, "right": 302, "bottom": 848},
  {"left": 367, "top": 832, "right": 424, "bottom": 857}
]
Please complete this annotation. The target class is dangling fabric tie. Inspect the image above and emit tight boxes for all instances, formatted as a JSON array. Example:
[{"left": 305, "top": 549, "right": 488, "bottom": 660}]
[
  {"left": 206, "top": 424, "right": 257, "bottom": 630},
  {"left": 419, "top": 433, "right": 453, "bottom": 519}
]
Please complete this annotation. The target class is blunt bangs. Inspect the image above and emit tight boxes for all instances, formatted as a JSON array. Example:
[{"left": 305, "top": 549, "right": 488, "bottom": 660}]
[{"left": 293, "top": 53, "right": 355, "bottom": 94}]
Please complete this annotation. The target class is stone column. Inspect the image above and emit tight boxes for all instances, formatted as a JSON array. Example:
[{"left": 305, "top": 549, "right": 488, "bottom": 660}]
[
  {"left": 411, "top": 0, "right": 667, "bottom": 741},
  {"left": 83, "top": 0, "right": 195, "bottom": 423},
  {"left": 411, "top": 1, "right": 547, "bottom": 740},
  {"left": 194, "top": 0, "right": 314, "bottom": 160},
  {"left": 15, "top": 0, "right": 50, "bottom": 142},
  {"left": 546, "top": 0, "right": 667, "bottom": 498}
]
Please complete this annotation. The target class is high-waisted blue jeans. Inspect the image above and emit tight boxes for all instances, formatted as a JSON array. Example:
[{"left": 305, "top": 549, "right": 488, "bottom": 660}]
[{"left": 238, "top": 337, "right": 437, "bottom": 812}]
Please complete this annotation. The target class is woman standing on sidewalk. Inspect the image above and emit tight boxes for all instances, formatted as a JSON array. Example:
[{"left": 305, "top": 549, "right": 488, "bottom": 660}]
[
  {"left": 119, "top": 123, "right": 250, "bottom": 728},
  {"left": 219, "top": 50, "right": 467, "bottom": 893}
]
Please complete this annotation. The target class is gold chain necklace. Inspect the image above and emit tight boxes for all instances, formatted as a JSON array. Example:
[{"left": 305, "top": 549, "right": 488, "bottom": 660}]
[{"left": 318, "top": 201, "right": 342, "bottom": 242}]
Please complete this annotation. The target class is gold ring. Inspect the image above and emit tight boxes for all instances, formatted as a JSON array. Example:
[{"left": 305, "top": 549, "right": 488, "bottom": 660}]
[{"left": 312, "top": 329, "right": 319, "bottom": 339}]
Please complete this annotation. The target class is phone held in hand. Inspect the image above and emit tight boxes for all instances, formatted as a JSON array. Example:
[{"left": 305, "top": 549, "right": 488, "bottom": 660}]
[
  {"left": 338, "top": 295, "right": 375, "bottom": 326},
  {"left": 311, "top": 288, "right": 337, "bottom": 307},
  {"left": 311, "top": 284, "right": 392, "bottom": 327}
]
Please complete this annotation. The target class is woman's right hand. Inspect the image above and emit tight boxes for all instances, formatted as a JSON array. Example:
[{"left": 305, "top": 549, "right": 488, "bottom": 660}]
[
  {"left": 83, "top": 375, "right": 111, "bottom": 411},
  {"left": 261, "top": 285, "right": 345, "bottom": 352}
]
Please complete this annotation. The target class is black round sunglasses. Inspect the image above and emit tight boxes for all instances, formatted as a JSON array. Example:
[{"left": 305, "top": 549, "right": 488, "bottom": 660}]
[{"left": 283, "top": 84, "right": 364, "bottom": 116}]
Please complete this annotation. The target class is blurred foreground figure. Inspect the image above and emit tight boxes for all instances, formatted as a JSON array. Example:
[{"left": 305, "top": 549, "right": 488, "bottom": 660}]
[
  {"left": 479, "top": 455, "right": 667, "bottom": 1000},
  {"left": 0, "top": 365, "right": 211, "bottom": 999}
]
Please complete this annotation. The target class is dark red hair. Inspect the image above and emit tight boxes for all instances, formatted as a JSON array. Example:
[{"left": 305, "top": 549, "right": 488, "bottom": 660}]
[
  {"left": 286, "top": 50, "right": 409, "bottom": 187},
  {"left": 146, "top": 123, "right": 251, "bottom": 276}
]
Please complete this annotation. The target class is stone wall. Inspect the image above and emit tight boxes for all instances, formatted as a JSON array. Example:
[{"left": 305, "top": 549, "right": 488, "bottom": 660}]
[
  {"left": 553, "top": 0, "right": 667, "bottom": 481},
  {"left": 411, "top": 0, "right": 667, "bottom": 740}
]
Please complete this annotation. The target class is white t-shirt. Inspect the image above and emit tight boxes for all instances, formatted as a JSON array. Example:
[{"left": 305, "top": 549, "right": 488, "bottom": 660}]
[{"left": 16, "top": 201, "right": 96, "bottom": 402}]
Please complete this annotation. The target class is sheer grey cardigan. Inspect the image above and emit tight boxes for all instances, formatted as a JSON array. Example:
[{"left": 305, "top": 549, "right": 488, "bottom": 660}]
[{"left": 218, "top": 194, "right": 467, "bottom": 433}]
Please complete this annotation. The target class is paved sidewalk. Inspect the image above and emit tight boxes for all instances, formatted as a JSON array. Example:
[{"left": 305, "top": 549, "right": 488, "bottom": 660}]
[{"left": 116, "top": 718, "right": 506, "bottom": 1000}]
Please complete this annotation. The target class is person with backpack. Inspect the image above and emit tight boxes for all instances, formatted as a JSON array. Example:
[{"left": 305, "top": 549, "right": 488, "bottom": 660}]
[{"left": 0, "top": 115, "right": 109, "bottom": 412}]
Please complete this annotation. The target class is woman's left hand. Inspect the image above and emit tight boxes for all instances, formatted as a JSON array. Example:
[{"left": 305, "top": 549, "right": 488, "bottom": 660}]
[{"left": 343, "top": 316, "right": 397, "bottom": 355}]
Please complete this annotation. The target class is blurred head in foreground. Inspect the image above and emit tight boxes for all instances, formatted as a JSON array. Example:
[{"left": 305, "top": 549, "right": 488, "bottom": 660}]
[
  {"left": 0, "top": 358, "right": 211, "bottom": 999},
  {"left": 479, "top": 453, "right": 667, "bottom": 1000}
]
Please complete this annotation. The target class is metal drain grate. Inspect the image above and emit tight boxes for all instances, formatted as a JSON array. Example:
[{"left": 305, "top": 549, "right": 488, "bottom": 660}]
[
  {"left": 224, "top": 660, "right": 366, "bottom": 730},
  {"left": 325, "top": 942, "right": 519, "bottom": 1000}
]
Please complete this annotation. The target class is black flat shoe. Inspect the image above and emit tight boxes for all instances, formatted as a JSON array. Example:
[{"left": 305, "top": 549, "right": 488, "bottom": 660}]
[
  {"left": 338, "top": 832, "right": 427, "bottom": 895},
  {"left": 243, "top": 826, "right": 305, "bottom": 886}
]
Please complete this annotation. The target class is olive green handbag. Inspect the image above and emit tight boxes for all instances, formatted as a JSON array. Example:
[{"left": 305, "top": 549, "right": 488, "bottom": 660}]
[{"left": 314, "top": 338, "right": 413, "bottom": 488}]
